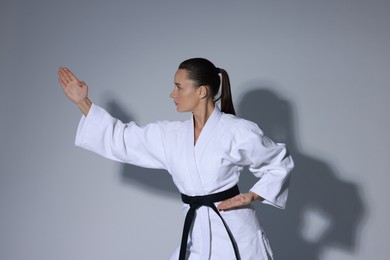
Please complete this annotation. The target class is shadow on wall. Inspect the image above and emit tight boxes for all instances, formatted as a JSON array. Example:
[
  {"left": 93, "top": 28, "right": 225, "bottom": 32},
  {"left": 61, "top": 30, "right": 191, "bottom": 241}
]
[
  {"left": 237, "top": 88, "right": 365, "bottom": 260},
  {"left": 105, "top": 87, "right": 365, "bottom": 260}
]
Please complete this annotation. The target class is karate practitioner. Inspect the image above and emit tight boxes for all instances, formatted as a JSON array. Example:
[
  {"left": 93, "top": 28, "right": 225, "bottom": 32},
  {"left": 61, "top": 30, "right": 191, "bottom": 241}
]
[{"left": 58, "top": 58, "right": 294, "bottom": 260}]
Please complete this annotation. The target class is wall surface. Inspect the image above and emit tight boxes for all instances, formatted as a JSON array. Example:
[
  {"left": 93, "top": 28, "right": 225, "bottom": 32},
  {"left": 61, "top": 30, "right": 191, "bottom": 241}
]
[{"left": 1, "top": 0, "right": 389, "bottom": 259}]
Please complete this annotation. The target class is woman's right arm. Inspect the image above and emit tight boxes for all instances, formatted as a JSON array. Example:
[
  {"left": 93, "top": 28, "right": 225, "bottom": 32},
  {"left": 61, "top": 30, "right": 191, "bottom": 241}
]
[
  {"left": 58, "top": 67, "right": 92, "bottom": 116},
  {"left": 75, "top": 105, "right": 169, "bottom": 170},
  {"left": 58, "top": 67, "right": 169, "bottom": 170}
]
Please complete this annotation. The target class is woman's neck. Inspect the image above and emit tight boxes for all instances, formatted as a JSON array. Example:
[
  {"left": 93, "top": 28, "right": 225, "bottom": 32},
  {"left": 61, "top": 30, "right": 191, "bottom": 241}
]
[{"left": 193, "top": 101, "right": 215, "bottom": 130}]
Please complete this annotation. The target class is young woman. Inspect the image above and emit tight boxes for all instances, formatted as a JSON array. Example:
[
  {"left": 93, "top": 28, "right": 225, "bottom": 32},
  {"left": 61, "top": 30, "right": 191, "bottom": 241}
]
[{"left": 58, "top": 58, "right": 294, "bottom": 260}]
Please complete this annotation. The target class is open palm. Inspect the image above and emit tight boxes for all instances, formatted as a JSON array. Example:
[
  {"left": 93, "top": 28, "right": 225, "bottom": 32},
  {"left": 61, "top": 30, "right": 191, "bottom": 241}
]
[{"left": 58, "top": 67, "right": 88, "bottom": 104}]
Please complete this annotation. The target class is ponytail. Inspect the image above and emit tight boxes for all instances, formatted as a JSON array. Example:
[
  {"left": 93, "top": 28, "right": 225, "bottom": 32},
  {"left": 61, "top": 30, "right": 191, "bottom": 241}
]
[{"left": 218, "top": 68, "right": 236, "bottom": 115}]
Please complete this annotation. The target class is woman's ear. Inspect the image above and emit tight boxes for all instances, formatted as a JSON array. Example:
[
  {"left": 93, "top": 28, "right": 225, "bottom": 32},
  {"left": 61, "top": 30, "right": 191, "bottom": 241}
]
[{"left": 198, "top": 86, "right": 209, "bottom": 99}]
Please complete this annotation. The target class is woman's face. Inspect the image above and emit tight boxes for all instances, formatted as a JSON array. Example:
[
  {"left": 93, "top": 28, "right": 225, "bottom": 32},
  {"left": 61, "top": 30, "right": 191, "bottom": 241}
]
[{"left": 170, "top": 69, "right": 202, "bottom": 113}]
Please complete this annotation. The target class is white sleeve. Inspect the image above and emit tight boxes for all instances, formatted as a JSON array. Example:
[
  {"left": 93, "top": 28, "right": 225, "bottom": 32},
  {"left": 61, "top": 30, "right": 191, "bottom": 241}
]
[
  {"left": 232, "top": 122, "right": 294, "bottom": 209},
  {"left": 75, "top": 104, "right": 168, "bottom": 170}
]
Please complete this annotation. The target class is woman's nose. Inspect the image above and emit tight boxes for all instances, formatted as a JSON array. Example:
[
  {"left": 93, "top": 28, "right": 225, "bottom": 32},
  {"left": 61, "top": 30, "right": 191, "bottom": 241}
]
[{"left": 170, "top": 88, "right": 176, "bottom": 98}]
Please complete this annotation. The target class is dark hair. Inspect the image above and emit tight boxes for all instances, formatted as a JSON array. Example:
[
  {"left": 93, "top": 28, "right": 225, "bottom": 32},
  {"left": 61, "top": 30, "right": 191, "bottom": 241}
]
[{"left": 178, "top": 58, "right": 236, "bottom": 115}]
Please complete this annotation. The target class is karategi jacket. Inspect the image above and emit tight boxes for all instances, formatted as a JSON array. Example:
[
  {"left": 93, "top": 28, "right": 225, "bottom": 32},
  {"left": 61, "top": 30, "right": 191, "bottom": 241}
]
[{"left": 75, "top": 104, "right": 294, "bottom": 260}]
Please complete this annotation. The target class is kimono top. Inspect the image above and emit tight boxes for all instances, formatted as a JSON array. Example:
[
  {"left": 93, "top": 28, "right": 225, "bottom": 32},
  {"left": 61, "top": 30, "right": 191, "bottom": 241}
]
[{"left": 75, "top": 104, "right": 294, "bottom": 260}]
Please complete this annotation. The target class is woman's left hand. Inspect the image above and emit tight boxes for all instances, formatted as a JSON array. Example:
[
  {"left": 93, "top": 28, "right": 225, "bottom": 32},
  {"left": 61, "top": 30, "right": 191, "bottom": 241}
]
[{"left": 217, "top": 192, "right": 263, "bottom": 211}]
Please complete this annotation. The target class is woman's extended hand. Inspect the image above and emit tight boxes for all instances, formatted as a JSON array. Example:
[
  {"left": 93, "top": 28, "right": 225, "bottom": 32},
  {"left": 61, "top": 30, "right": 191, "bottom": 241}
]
[
  {"left": 58, "top": 67, "right": 92, "bottom": 115},
  {"left": 58, "top": 67, "right": 88, "bottom": 105},
  {"left": 217, "top": 192, "right": 263, "bottom": 211}
]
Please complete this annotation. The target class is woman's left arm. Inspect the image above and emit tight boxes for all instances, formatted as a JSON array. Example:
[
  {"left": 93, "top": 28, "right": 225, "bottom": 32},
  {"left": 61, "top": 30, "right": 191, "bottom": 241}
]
[{"left": 218, "top": 123, "right": 294, "bottom": 211}]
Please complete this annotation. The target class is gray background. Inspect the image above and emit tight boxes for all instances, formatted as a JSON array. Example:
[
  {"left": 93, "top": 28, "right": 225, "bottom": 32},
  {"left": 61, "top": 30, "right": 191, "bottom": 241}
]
[{"left": 1, "top": 0, "right": 389, "bottom": 259}]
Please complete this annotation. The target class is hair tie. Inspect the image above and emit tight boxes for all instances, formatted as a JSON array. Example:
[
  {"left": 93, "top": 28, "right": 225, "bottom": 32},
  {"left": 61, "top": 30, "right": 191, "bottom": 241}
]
[{"left": 216, "top": 67, "right": 221, "bottom": 74}]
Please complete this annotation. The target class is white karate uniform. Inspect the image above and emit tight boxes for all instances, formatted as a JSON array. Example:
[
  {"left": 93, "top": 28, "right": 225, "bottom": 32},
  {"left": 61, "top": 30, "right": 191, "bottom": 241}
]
[{"left": 75, "top": 104, "right": 294, "bottom": 260}]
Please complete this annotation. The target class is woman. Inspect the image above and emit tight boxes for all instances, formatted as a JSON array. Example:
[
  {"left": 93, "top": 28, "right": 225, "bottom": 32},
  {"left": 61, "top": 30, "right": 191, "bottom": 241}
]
[{"left": 58, "top": 58, "right": 294, "bottom": 260}]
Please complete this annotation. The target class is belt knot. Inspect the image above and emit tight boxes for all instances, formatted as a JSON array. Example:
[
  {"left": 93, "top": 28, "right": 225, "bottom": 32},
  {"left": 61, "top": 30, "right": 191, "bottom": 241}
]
[{"left": 178, "top": 185, "right": 241, "bottom": 260}]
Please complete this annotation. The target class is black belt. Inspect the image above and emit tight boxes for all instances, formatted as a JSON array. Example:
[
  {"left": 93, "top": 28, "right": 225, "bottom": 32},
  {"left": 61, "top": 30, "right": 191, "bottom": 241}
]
[{"left": 179, "top": 185, "right": 240, "bottom": 260}]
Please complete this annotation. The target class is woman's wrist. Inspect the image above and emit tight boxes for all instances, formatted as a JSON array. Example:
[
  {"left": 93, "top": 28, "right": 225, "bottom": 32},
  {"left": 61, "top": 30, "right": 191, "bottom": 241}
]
[
  {"left": 249, "top": 191, "right": 264, "bottom": 202},
  {"left": 77, "top": 97, "right": 92, "bottom": 116}
]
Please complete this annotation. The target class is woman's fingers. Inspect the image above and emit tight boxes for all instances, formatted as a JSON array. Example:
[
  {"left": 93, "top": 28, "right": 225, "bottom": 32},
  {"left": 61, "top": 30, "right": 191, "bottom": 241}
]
[
  {"left": 217, "top": 193, "right": 253, "bottom": 211},
  {"left": 57, "top": 67, "right": 88, "bottom": 104},
  {"left": 58, "top": 70, "right": 69, "bottom": 88},
  {"left": 58, "top": 67, "right": 78, "bottom": 85},
  {"left": 63, "top": 67, "right": 78, "bottom": 81},
  {"left": 58, "top": 67, "right": 70, "bottom": 82}
]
